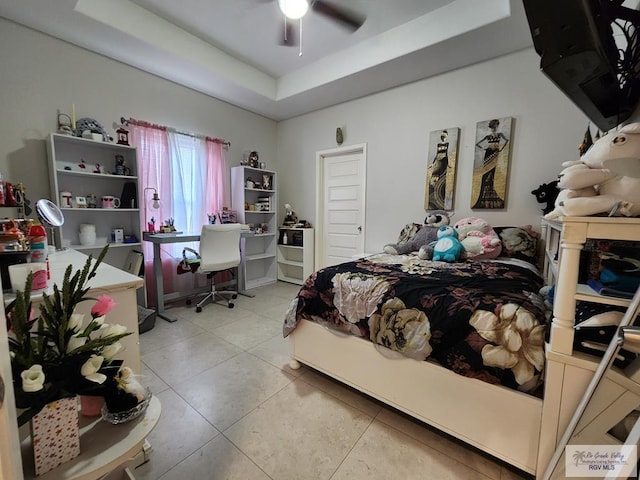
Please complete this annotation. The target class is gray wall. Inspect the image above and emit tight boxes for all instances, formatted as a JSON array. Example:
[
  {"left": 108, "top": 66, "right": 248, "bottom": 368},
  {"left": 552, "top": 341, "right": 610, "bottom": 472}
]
[
  {"left": 0, "top": 18, "right": 614, "bottom": 256},
  {"left": 0, "top": 18, "right": 277, "bottom": 210},
  {"left": 277, "top": 49, "right": 593, "bottom": 252}
]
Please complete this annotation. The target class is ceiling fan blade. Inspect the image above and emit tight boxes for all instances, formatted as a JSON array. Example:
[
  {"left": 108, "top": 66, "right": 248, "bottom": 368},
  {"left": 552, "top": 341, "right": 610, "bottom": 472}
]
[
  {"left": 279, "top": 19, "right": 299, "bottom": 46},
  {"left": 311, "top": 0, "right": 365, "bottom": 31}
]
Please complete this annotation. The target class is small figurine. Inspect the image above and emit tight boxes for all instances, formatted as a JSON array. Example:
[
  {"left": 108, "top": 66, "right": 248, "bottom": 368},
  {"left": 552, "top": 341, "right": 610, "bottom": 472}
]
[
  {"left": 78, "top": 159, "right": 86, "bottom": 169},
  {"left": 248, "top": 151, "right": 259, "bottom": 168},
  {"left": 114, "top": 155, "right": 130, "bottom": 175},
  {"left": 116, "top": 127, "right": 130, "bottom": 146},
  {"left": 283, "top": 203, "right": 297, "bottom": 226},
  {"left": 57, "top": 113, "right": 73, "bottom": 135},
  {"left": 93, "top": 163, "right": 102, "bottom": 174}
]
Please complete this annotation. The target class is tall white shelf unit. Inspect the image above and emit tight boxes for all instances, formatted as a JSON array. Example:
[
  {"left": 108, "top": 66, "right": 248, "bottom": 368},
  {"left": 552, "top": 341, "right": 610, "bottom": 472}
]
[
  {"left": 231, "top": 166, "right": 277, "bottom": 290},
  {"left": 537, "top": 216, "right": 640, "bottom": 476},
  {"left": 46, "top": 133, "right": 142, "bottom": 269},
  {"left": 277, "top": 227, "right": 314, "bottom": 285}
]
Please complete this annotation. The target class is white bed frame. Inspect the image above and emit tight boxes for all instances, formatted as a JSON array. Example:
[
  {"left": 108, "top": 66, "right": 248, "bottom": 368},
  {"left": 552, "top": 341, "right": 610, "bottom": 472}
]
[{"left": 288, "top": 216, "right": 640, "bottom": 478}]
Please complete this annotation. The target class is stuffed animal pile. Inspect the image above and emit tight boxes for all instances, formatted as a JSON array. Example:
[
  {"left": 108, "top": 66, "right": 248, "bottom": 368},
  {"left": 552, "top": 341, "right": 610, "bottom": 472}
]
[
  {"left": 453, "top": 217, "right": 502, "bottom": 260},
  {"left": 384, "top": 210, "right": 450, "bottom": 256},
  {"left": 545, "top": 122, "right": 640, "bottom": 219}
]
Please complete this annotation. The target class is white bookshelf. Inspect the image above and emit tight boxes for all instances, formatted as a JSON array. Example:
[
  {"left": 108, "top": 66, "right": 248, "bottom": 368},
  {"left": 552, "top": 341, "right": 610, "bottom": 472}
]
[
  {"left": 231, "top": 166, "right": 277, "bottom": 290},
  {"left": 46, "top": 133, "right": 141, "bottom": 269}
]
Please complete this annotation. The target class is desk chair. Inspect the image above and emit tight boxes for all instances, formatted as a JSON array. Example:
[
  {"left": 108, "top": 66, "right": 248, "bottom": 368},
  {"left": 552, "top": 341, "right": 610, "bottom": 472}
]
[{"left": 193, "top": 224, "right": 241, "bottom": 313}]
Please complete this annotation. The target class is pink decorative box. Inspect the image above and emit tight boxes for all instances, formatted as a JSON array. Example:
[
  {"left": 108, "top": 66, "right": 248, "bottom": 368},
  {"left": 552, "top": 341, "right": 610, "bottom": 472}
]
[{"left": 30, "top": 397, "right": 80, "bottom": 475}]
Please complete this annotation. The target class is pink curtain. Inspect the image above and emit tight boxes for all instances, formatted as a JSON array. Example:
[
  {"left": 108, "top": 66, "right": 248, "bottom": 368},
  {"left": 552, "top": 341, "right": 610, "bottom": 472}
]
[
  {"left": 204, "top": 138, "right": 230, "bottom": 222},
  {"left": 130, "top": 121, "right": 230, "bottom": 308},
  {"left": 130, "top": 120, "right": 175, "bottom": 306}
]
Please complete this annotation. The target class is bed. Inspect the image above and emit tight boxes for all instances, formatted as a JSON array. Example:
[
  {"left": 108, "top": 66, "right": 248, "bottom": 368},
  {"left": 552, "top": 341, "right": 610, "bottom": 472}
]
[{"left": 284, "top": 225, "right": 547, "bottom": 475}]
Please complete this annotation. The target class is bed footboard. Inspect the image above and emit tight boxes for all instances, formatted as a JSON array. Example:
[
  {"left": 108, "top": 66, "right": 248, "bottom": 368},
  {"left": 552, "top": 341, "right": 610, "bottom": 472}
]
[{"left": 289, "top": 319, "right": 543, "bottom": 475}]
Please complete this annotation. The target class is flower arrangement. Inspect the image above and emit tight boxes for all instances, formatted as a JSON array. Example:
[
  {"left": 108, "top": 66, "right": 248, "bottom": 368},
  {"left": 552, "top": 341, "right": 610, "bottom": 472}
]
[{"left": 5, "top": 246, "right": 142, "bottom": 426}]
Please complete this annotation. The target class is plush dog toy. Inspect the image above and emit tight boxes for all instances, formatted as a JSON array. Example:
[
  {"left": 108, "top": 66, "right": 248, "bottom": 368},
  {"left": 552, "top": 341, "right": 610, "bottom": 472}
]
[
  {"left": 453, "top": 217, "right": 502, "bottom": 260},
  {"left": 432, "top": 226, "right": 465, "bottom": 262},
  {"left": 384, "top": 210, "right": 450, "bottom": 255},
  {"left": 545, "top": 122, "right": 640, "bottom": 219}
]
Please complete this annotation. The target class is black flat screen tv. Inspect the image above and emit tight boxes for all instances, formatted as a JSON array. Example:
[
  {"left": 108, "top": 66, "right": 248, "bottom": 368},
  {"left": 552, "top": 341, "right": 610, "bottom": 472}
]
[{"left": 523, "top": 0, "right": 640, "bottom": 132}]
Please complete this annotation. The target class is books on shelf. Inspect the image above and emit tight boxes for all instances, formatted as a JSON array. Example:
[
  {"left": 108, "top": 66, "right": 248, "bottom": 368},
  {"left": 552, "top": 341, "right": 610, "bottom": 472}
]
[{"left": 586, "top": 279, "right": 635, "bottom": 299}]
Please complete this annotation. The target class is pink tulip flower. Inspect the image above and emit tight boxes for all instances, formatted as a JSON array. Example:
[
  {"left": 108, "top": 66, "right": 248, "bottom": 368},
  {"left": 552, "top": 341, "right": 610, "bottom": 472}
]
[{"left": 91, "top": 295, "right": 116, "bottom": 318}]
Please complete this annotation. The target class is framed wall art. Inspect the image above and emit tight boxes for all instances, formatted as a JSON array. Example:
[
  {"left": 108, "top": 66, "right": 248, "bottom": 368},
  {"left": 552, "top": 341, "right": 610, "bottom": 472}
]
[
  {"left": 470, "top": 117, "right": 513, "bottom": 209},
  {"left": 424, "top": 127, "right": 459, "bottom": 211}
]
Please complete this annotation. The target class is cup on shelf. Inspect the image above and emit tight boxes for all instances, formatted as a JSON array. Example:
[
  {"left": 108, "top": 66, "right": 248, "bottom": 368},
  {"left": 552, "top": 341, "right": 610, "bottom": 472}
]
[
  {"left": 9, "top": 263, "right": 48, "bottom": 291},
  {"left": 101, "top": 196, "right": 120, "bottom": 208},
  {"left": 60, "top": 191, "right": 73, "bottom": 208}
]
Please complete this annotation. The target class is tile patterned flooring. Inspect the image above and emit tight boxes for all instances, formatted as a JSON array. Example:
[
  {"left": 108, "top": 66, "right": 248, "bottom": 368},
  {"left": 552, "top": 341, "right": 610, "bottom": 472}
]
[{"left": 135, "top": 281, "right": 533, "bottom": 480}]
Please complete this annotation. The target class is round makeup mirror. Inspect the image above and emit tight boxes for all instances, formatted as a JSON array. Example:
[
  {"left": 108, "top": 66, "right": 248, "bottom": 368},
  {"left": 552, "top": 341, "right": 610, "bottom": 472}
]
[
  {"left": 35, "top": 199, "right": 64, "bottom": 227},
  {"left": 35, "top": 199, "right": 65, "bottom": 250}
]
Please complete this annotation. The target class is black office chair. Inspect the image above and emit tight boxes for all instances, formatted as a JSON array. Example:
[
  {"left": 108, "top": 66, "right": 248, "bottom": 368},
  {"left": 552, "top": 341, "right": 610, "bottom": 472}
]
[{"left": 192, "top": 224, "right": 241, "bottom": 313}]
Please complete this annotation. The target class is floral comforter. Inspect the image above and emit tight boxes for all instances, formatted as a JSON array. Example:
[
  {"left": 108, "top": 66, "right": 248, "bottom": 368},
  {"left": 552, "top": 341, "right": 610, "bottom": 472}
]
[{"left": 283, "top": 253, "right": 547, "bottom": 394}]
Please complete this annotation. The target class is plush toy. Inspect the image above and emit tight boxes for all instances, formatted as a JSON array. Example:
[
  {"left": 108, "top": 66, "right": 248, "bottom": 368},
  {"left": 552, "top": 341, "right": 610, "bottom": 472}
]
[
  {"left": 384, "top": 210, "right": 450, "bottom": 255},
  {"left": 531, "top": 180, "right": 560, "bottom": 215},
  {"left": 453, "top": 217, "right": 502, "bottom": 260},
  {"left": 432, "top": 226, "right": 464, "bottom": 262},
  {"left": 545, "top": 122, "right": 640, "bottom": 219}
]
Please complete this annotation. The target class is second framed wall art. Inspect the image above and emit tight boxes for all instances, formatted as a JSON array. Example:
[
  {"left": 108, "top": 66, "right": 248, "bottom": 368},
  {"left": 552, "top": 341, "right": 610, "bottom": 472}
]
[
  {"left": 424, "top": 127, "right": 460, "bottom": 211},
  {"left": 470, "top": 117, "right": 513, "bottom": 209}
]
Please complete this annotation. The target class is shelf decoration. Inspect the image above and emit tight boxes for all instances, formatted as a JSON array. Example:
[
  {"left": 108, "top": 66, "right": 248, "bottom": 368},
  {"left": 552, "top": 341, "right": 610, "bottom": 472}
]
[{"left": 31, "top": 397, "right": 80, "bottom": 475}]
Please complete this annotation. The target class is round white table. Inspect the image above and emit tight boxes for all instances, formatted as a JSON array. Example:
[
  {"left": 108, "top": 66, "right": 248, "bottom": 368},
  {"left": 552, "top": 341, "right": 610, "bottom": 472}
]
[{"left": 21, "top": 396, "right": 161, "bottom": 480}]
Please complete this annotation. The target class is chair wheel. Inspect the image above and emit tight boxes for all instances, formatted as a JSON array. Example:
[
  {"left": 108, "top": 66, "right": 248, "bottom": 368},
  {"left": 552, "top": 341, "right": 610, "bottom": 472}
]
[
  {"left": 196, "top": 306, "right": 202, "bottom": 313},
  {"left": 186, "top": 299, "right": 192, "bottom": 305},
  {"left": 231, "top": 294, "right": 238, "bottom": 299},
  {"left": 228, "top": 303, "right": 234, "bottom": 309}
]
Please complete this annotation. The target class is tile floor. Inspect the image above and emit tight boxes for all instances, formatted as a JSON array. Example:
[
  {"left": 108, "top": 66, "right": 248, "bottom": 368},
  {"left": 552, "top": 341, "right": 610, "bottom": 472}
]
[{"left": 134, "top": 281, "right": 533, "bottom": 480}]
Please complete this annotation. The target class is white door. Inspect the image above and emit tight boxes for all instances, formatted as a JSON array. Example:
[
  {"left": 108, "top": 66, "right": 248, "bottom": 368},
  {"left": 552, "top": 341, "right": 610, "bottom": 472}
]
[
  {"left": 0, "top": 290, "right": 24, "bottom": 480},
  {"left": 316, "top": 144, "right": 367, "bottom": 268}
]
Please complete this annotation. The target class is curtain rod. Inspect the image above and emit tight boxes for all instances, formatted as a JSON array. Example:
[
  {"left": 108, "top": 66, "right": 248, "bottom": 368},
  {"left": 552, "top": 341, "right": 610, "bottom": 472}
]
[{"left": 120, "top": 116, "right": 231, "bottom": 148}]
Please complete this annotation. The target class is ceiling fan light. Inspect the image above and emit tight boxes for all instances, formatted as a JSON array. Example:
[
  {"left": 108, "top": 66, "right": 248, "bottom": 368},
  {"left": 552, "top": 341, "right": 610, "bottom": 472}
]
[{"left": 278, "top": 0, "right": 308, "bottom": 20}]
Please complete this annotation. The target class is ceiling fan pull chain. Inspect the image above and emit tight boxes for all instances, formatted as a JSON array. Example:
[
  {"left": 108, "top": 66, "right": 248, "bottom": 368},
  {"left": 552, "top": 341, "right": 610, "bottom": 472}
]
[
  {"left": 299, "top": 17, "right": 303, "bottom": 56},
  {"left": 284, "top": 16, "right": 288, "bottom": 43}
]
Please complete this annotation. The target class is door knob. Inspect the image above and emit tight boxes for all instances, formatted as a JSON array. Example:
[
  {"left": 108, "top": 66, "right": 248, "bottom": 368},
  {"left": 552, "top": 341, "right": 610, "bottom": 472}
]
[{"left": 357, "top": 226, "right": 362, "bottom": 232}]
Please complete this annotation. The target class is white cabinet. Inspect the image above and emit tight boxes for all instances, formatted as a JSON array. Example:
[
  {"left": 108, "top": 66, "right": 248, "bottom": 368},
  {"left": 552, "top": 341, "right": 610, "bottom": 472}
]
[
  {"left": 537, "top": 216, "right": 640, "bottom": 473},
  {"left": 231, "top": 166, "right": 277, "bottom": 290},
  {"left": 46, "top": 133, "right": 141, "bottom": 269},
  {"left": 277, "top": 228, "right": 314, "bottom": 285}
]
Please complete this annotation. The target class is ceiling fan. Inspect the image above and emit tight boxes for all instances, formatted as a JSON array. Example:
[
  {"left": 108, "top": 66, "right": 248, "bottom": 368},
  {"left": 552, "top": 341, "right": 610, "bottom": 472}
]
[{"left": 275, "top": 0, "right": 366, "bottom": 50}]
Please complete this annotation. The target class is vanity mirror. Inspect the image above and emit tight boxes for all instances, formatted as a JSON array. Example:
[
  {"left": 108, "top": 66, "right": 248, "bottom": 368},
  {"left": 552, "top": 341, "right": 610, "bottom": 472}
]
[{"left": 35, "top": 198, "right": 65, "bottom": 250}]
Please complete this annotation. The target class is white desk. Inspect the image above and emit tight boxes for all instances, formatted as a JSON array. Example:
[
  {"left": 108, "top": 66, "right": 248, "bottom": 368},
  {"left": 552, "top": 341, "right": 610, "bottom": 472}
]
[
  {"left": 4, "top": 249, "right": 144, "bottom": 373},
  {"left": 143, "top": 231, "right": 253, "bottom": 323}
]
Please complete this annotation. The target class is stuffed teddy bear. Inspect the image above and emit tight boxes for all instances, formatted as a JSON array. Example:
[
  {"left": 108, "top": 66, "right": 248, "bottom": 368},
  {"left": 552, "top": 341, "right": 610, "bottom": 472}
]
[
  {"left": 432, "top": 226, "right": 465, "bottom": 262},
  {"left": 545, "top": 122, "right": 640, "bottom": 219},
  {"left": 453, "top": 217, "right": 502, "bottom": 260},
  {"left": 384, "top": 210, "right": 450, "bottom": 255}
]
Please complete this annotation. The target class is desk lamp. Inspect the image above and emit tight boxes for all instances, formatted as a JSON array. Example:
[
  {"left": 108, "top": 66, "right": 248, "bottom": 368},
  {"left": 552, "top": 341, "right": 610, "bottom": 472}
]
[{"left": 143, "top": 188, "right": 161, "bottom": 233}]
